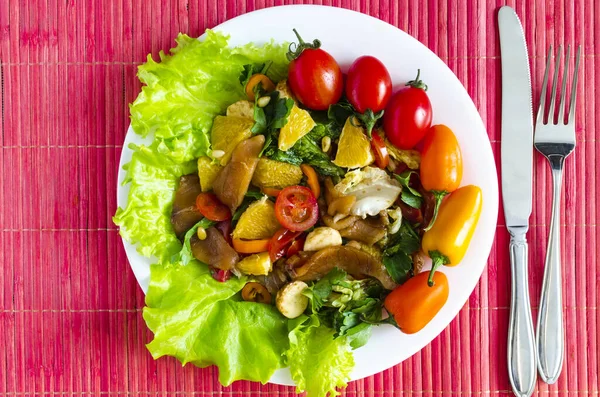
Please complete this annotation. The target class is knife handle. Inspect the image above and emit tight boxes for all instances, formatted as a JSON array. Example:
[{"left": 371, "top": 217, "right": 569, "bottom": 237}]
[{"left": 507, "top": 226, "right": 537, "bottom": 397}]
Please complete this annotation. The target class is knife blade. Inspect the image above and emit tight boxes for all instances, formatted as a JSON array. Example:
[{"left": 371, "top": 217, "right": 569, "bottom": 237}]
[{"left": 498, "top": 6, "right": 537, "bottom": 397}]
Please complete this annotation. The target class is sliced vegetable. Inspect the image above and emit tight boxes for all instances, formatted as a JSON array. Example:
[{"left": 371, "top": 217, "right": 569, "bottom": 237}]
[
  {"left": 262, "top": 187, "right": 282, "bottom": 197},
  {"left": 286, "top": 29, "right": 343, "bottom": 110},
  {"left": 293, "top": 246, "right": 396, "bottom": 290},
  {"left": 241, "top": 282, "right": 272, "bottom": 304},
  {"left": 419, "top": 124, "right": 463, "bottom": 231},
  {"left": 237, "top": 252, "right": 273, "bottom": 276},
  {"left": 303, "top": 227, "right": 342, "bottom": 252},
  {"left": 196, "top": 193, "right": 232, "bottom": 222},
  {"left": 384, "top": 271, "right": 449, "bottom": 334},
  {"left": 274, "top": 186, "right": 319, "bottom": 232},
  {"left": 245, "top": 73, "right": 276, "bottom": 100},
  {"left": 179, "top": 218, "right": 217, "bottom": 265},
  {"left": 286, "top": 235, "right": 305, "bottom": 258},
  {"left": 171, "top": 174, "right": 204, "bottom": 239},
  {"left": 382, "top": 69, "right": 433, "bottom": 150},
  {"left": 232, "top": 238, "right": 271, "bottom": 254},
  {"left": 370, "top": 132, "right": 389, "bottom": 169},
  {"left": 276, "top": 281, "right": 309, "bottom": 319},
  {"left": 213, "top": 135, "right": 265, "bottom": 213},
  {"left": 268, "top": 228, "right": 302, "bottom": 262},
  {"left": 300, "top": 164, "right": 321, "bottom": 198},
  {"left": 422, "top": 185, "right": 482, "bottom": 286},
  {"left": 334, "top": 167, "right": 401, "bottom": 217},
  {"left": 190, "top": 227, "right": 239, "bottom": 270}
]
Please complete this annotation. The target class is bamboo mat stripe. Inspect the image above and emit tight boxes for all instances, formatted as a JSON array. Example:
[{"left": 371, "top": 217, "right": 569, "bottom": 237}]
[{"left": 1, "top": 0, "right": 599, "bottom": 396}]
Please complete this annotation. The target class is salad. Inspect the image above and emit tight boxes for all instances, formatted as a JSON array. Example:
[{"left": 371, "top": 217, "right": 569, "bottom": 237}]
[{"left": 114, "top": 29, "right": 483, "bottom": 396}]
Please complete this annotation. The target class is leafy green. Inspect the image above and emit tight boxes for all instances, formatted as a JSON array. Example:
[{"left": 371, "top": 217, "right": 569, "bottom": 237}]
[
  {"left": 238, "top": 61, "right": 273, "bottom": 87},
  {"left": 327, "top": 100, "right": 354, "bottom": 127},
  {"left": 285, "top": 315, "right": 355, "bottom": 397},
  {"left": 130, "top": 31, "right": 289, "bottom": 163},
  {"left": 384, "top": 221, "right": 421, "bottom": 256},
  {"left": 400, "top": 189, "right": 423, "bottom": 209},
  {"left": 303, "top": 269, "right": 384, "bottom": 338},
  {"left": 382, "top": 222, "right": 421, "bottom": 284},
  {"left": 113, "top": 143, "right": 197, "bottom": 262},
  {"left": 395, "top": 171, "right": 423, "bottom": 209},
  {"left": 251, "top": 91, "right": 294, "bottom": 136},
  {"left": 266, "top": 132, "right": 344, "bottom": 177},
  {"left": 178, "top": 218, "right": 217, "bottom": 265},
  {"left": 144, "top": 261, "right": 289, "bottom": 385},
  {"left": 382, "top": 251, "right": 413, "bottom": 284}
]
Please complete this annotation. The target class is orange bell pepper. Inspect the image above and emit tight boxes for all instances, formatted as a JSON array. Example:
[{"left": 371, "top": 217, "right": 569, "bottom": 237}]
[
  {"left": 232, "top": 238, "right": 270, "bottom": 254},
  {"left": 384, "top": 271, "right": 449, "bottom": 334},
  {"left": 245, "top": 74, "right": 275, "bottom": 101},
  {"left": 419, "top": 124, "right": 463, "bottom": 230},
  {"left": 261, "top": 187, "right": 282, "bottom": 197},
  {"left": 422, "top": 185, "right": 483, "bottom": 286},
  {"left": 300, "top": 164, "right": 320, "bottom": 199}
]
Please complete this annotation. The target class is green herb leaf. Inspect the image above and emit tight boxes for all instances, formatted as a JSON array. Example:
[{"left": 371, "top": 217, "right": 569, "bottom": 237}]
[
  {"left": 395, "top": 170, "right": 423, "bottom": 198},
  {"left": 400, "top": 188, "right": 423, "bottom": 209},
  {"left": 384, "top": 221, "right": 421, "bottom": 256},
  {"left": 327, "top": 100, "right": 355, "bottom": 126},
  {"left": 382, "top": 251, "right": 413, "bottom": 284}
]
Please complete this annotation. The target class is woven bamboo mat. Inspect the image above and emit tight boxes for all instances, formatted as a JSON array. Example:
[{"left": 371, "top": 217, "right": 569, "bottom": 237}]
[{"left": 1, "top": 0, "right": 598, "bottom": 395}]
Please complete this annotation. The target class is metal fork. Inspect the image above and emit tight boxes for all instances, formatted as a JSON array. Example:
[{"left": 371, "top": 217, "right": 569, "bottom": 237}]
[{"left": 534, "top": 44, "right": 581, "bottom": 384}]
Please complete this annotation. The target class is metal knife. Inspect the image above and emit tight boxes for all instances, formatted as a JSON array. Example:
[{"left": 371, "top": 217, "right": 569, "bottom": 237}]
[{"left": 498, "top": 6, "right": 537, "bottom": 397}]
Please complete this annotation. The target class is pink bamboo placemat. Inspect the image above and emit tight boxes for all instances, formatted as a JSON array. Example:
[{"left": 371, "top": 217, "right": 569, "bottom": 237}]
[{"left": 1, "top": 0, "right": 598, "bottom": 396}]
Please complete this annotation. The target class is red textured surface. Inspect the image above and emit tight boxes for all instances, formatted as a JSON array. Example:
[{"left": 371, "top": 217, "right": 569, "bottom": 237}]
[{"left": 1, "top": 0, "right": 598, "bottom": 396}]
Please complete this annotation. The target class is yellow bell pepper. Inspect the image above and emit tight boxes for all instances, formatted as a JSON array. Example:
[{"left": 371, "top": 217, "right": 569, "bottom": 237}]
[{"left": 422, "top": 185, "right": 483, "bottom": 286}]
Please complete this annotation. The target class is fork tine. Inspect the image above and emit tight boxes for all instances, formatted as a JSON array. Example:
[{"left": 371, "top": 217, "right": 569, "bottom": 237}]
[
  {"left": 568, "top": 45, "right": 582, "bottom": 124},
  {"left": 548, "top": 45, "right": 562, "bottom": 124},
  {"left": 537, "top": 45, "right": 553, "bottom": 125},
  {"left": 557, "top": 45, "right": 571, "bottom": 124}
]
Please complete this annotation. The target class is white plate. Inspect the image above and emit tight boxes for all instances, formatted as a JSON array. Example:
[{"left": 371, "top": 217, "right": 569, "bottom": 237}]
[{"left": 117, "top": 4, "right": 498, "bottom": 387}]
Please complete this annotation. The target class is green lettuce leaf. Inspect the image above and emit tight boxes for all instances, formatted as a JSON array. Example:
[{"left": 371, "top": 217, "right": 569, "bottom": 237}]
[
  {"left": 143, "top": 261, "right": 289, "bottom": 385},
  {"left": 285, "top": 315, "right": 355, "bottom": 397},
  {"left": 113, "top": 143, "right": 196, "bottom": 261},
  {"left": 130, "top": 30, "right": 289, "bottom": 163}
]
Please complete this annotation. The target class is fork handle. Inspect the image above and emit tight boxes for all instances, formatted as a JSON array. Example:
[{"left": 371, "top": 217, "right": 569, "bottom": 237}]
[
  {"left": 536, "top": 155, "right": 565, "bottom": 384},
  {"left": 507, "top": 226, "right": 537, "bottom": 397}
]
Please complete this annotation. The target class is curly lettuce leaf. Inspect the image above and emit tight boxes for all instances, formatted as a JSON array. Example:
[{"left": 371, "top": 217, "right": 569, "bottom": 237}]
[
  {"left": 130, "top": 30, "right": 289, "bottom": 163},
  {"left": 113, "top": 143, "right": 196, "bottom": 261},
  {"left": 285, "top": 315, "right": 355, "bottom": 397},
  {"left": 143, "top": 261, "right": 289, "bottom": 385}
]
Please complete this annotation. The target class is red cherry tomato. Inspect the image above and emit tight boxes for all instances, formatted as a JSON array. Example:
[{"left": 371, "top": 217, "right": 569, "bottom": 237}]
[
  {"left": 370, "top": 132, "right": 389, "bottom": 169},
  {"left": 268, "top": 228, "right": 302, "bottom": 262},
  {"left": 383, "top": 69, "right": 432, "bottom": 150},
  {"left": 346, "top": 56, "right": 392, "bottom": 113},
  {"left": 287, "top": 29, "right": 343, "bottom": 110},
  {"left": 196, "top": 193, "right": 231, "bottom": 222},
  {"left": 275, "top": 186, "right": 319, "bottom": 232},
  {"left": 286, "top": 235, "right": 306, "bottom": 258}
]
